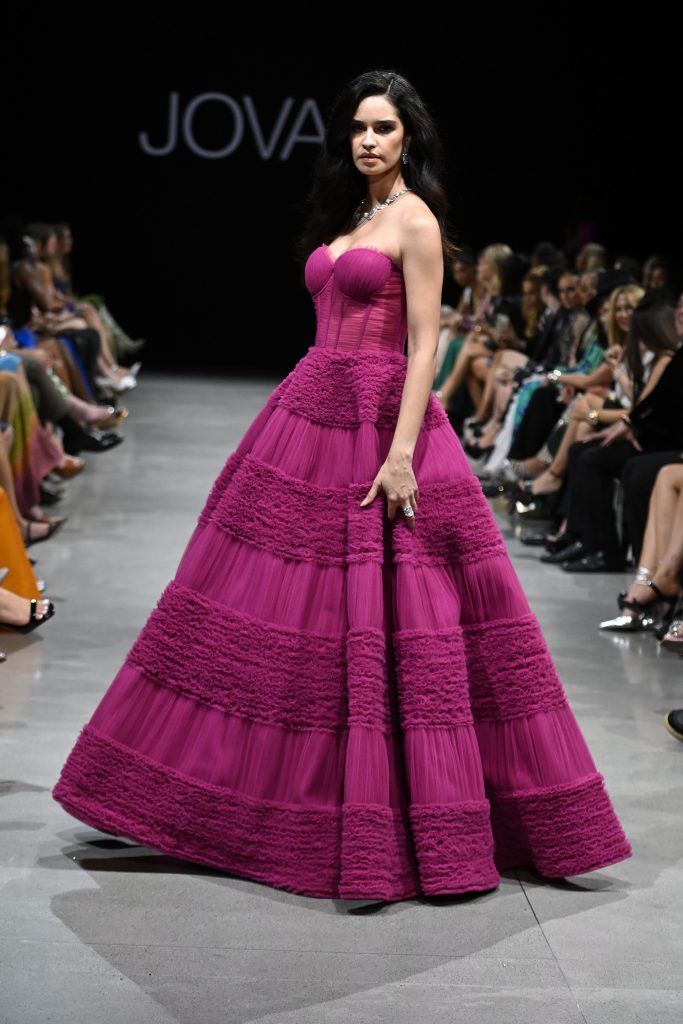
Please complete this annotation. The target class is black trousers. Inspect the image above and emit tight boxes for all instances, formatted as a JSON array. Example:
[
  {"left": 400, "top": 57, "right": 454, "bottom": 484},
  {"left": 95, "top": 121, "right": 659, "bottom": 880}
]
[
  {"left": 565, "top": 437, "right": 639, "bottom": 560},
  {"left": 622, "top": 451, "right": 683, "bottom": 563},
  {"left": 508, "top": 384, "right": 565, "bottom": 460}
]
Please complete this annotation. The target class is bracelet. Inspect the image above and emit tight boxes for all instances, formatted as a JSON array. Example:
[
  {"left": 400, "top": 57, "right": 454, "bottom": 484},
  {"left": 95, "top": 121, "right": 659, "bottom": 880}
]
[{"left": 587, "top": 409, "right": 599, "bottom": 425}]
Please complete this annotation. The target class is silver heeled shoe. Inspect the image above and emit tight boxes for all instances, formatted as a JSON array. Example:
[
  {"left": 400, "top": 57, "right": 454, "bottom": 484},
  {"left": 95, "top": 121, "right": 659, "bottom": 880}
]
[
  {"left": 599, "top": 611, "right": 656, "bottom": 632},
  {"left": 659, "top": 619, "right": 683, "bottom": 655}
]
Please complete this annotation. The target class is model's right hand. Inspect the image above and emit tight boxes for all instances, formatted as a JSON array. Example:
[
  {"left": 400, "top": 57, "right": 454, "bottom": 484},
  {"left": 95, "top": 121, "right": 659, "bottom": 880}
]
[{"left": 359, "top": 457, "right": 419, "bottom": 532}]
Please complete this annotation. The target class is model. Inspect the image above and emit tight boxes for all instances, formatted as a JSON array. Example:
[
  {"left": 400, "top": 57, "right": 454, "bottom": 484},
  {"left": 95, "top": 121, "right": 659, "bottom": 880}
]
[{"left": 52, "top": 69, "right": 632, "bottom": 900}]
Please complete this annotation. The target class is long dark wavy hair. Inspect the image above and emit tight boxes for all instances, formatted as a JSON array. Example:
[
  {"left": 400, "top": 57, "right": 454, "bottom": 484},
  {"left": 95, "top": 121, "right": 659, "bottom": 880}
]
[
  {"left": 625, "top": 289, "right": 679, "bottom": 403},
  {"left": 296, "top": 68, "right": 458, "bottom": 267}
]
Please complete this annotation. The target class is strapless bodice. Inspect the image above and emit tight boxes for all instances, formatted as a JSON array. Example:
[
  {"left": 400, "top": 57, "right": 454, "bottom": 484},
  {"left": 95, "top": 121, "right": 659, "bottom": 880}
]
[{"left": 304, "top": 244, "right": 407, "bottom": 355}]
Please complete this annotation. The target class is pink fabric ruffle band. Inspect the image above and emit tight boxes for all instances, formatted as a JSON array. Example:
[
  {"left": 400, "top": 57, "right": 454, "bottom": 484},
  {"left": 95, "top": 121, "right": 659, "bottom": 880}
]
[
  {"left": 52, "top": 725, "right": 630, "bottom": 899},
  {"left": 197, "top": 449, "right": 507, "bottom": 569},
  {"left": 488, "top": 774, "right": 633, "bottom": 877},
  {"left": 122, "top": 580, "right": 572, "bottom": 732}
]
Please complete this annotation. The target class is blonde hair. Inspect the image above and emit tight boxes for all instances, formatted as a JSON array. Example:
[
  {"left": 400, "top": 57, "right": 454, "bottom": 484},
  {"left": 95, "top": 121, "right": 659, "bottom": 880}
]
[
  {"left": 480, "top": 243, "right": 513, "bottom": 296},
  {"left": 605, "top": 284, "right": 646, "bottom": 348},
  {"left": 578, "top": 243, "right": 608, "bottom": 273}
]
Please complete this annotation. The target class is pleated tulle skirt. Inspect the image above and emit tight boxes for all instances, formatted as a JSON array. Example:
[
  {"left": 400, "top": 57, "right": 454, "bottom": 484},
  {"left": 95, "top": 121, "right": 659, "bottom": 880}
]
[{"left": 52, "top": 345, "right": 632, "bottom": 899}]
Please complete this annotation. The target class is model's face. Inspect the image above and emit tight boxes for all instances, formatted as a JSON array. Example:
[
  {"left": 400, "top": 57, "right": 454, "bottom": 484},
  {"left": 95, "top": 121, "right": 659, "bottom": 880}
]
[
  {"left": 558, "top": 274, "right": 582, "bottom": 310},
  {"left": 59, "top": 230, "right": 73, "bottom": 253},
  {"left": 45, "top": 233, "right": 58, "bottom": 257},
  {"left": 350, "top": 95, "right": 407, "bottom": 178},
  {"left": 614, "top": 291, "right": 635, "bottom": 333}
]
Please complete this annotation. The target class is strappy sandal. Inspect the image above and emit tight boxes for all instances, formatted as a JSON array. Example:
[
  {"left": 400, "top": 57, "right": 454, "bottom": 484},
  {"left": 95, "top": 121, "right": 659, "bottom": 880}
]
[
  {"left": 659, "top": 619, "right": 683, "bottom": 655},
  {"left": 22, "top": 517, "right": 67, "bottom": 548},
  {"left": 0, "top": 597, "right": 55, "bottom": 634},
  {"left": 95, "top": 405, "right": 129, "bottom": 429},
  {"left": 518, "top": 466, "right": 563, "bottom": 496},
  {"left": 622, "top": 579, "right": 677, "bottom": 611},
  {"left": 618, "top": 567, "right": 653, "bottom": 610},
  {"left": 26, "top": 510, "right": 68, "bottom": 525}
]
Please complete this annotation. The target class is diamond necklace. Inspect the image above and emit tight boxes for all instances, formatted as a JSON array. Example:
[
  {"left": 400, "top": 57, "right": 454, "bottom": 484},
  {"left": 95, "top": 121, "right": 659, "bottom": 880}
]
[{"left": 353, "top": 186, "right": 412, "bottom": 223}]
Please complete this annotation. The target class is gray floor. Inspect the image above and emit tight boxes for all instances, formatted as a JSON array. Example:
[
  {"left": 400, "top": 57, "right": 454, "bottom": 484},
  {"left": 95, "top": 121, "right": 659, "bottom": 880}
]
[{"left": 2, "top": 372, "right": 681, "bottom": 1024}]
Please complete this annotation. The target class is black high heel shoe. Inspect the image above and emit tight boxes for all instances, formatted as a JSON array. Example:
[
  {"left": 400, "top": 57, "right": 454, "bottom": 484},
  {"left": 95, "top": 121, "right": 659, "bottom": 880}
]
[
  {"left": 517, "top": 467, "right": 564, "bottom": 498},
  {"left": 0, "top": 598, "right": 55, "bottom": 634},
  {"left": 622, "top": 580, "right": 679, "bottom": 621},
  {"left": 22, "top": 517, "right": 67, "bottom": 549},
  {"left": 514, "top": 489, "right": 563, "bottom": 519},
  {"left": 617, "top": 568, "right": 655, "bottom": 610}
]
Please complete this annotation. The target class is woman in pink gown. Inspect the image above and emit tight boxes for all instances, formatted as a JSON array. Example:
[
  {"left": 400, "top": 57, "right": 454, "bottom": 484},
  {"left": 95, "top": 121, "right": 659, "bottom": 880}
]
[{"left": 52, "top": 69, "right": 632, "bottom": 900}]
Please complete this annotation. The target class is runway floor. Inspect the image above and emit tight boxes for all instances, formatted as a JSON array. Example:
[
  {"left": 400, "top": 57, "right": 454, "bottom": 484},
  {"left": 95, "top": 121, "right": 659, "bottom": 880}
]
[{"left": 2, "top": 372, "right": 681, "bottom": 1023}]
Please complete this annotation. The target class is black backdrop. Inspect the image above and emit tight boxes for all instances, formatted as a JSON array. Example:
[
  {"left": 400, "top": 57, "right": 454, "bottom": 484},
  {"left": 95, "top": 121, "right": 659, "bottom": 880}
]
[{"left": 4, "top": 14, "right": 681, "bottom": 377}]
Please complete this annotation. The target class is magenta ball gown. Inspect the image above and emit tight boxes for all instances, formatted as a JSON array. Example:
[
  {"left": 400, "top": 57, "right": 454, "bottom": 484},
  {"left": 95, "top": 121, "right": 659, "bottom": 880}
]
[{"left": 52, "top": 243, "right": 632, "bottom": 899}]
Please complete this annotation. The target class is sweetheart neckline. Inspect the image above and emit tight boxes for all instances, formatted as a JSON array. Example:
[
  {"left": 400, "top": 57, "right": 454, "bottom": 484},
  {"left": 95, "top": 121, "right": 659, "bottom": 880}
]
[{"left": 320, "top": 243, "right": 402, "bottom": 273}]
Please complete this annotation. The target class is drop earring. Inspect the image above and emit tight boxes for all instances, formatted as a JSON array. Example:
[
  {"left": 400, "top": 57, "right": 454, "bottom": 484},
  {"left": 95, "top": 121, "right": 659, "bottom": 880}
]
[{"left": 401, "top": 148, "right": 409, "bottom": 165}]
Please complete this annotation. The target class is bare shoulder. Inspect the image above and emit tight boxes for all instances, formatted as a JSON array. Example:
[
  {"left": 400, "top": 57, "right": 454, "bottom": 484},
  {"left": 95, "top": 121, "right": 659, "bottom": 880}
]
[{"left": 396, "top": 194, "right": 442, "bottom": 264}]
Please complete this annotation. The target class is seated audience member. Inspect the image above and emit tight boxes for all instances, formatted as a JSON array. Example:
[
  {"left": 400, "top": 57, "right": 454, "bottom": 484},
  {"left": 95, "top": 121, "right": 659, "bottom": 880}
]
[
  {"left": 25, "top": 221, "right": 139, "bottom": 393},
  {"left": 49, "top": 221, "right": 146, "bottom": 360},
  {"left": 550, "top": 292, "right": 682, "bottom": 572},
  {"left": 513, "top": 279, "right": 646, "bottom": 502},
  {"left": 642, "top": 254, "right": 671, "bottom": 291},
  {"left": 435, "top": 243, "right": 525, "bottom": 432},
  {"left": 599, "top": 461, "right": 682, "bottom": 639}
]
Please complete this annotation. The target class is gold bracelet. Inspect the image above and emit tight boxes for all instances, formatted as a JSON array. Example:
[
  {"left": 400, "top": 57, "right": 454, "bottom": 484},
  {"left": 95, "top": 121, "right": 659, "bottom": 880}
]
[{"left": 587, "top": 409, "right": 599, "bottom": 425}]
